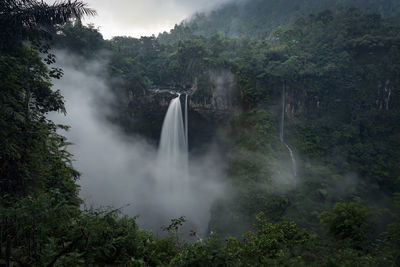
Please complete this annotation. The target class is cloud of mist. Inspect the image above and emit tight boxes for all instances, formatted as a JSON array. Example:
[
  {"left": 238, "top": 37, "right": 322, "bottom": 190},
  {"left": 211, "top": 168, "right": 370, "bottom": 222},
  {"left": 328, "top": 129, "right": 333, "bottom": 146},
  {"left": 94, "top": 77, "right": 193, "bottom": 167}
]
[{"left": 49, "top": 50, "right": 226, "bottom": 235}]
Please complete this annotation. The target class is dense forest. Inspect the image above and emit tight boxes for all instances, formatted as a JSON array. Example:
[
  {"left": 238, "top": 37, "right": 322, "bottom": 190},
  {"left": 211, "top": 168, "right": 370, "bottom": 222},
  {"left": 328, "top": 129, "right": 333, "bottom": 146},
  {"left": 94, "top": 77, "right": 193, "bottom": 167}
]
[
  {"left": 1, "top": 0, "right": 400, "bottom": 265},
  {"left": 158, "top": 0, "right": 400, "bottom": 42}
]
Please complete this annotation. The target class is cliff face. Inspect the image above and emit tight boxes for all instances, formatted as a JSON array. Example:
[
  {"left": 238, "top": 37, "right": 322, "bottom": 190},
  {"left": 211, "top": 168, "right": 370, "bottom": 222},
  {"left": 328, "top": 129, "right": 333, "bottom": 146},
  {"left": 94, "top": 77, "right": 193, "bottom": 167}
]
[
  {"left": 280, "top": 79, "right": 398, "bottom": 126},
  {"left": 129, "top": 70, "right": 240, "bottom": 115},
  {"left": 284, "top": 89, "right": 307, "bottom": 118},
  {"left": 190, "top": 70, "right": 240, "bottom": 115},
  {"left": 121, "top": 70, "right": 241, "bottom": 149}
]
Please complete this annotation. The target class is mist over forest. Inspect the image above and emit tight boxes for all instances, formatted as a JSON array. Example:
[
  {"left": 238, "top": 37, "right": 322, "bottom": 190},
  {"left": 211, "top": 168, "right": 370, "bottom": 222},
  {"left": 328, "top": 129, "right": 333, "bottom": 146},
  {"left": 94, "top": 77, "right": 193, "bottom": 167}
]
[{"left": 1, "top": 0, "right": 400, "bottom": 265}]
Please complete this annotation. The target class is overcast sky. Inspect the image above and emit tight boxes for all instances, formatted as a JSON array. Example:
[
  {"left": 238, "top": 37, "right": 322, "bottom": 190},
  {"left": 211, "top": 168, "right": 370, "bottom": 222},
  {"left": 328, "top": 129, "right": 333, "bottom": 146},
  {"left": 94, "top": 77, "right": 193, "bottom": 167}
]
[{"left": 48, "top": 0, "right": 234, "bottom": 39}]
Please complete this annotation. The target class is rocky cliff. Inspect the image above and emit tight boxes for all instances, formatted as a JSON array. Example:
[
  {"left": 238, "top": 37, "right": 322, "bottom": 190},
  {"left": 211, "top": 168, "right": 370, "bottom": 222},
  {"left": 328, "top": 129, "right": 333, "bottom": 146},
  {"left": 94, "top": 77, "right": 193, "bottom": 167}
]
[{"left": 119, "top": 70, "right": 241, "bottom": 150}]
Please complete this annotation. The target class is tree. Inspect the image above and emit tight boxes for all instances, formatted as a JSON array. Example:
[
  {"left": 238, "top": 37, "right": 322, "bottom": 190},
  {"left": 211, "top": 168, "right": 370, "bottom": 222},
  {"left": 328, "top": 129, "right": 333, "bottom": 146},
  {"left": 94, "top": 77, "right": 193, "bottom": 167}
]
[
  {"left": 0, "top": 0, "right": 96, "bottom": 264},
  {"left": 0, "top": 0, "right": 95, "bottom": 53},
  {"left": 0, "top": 0, "right": 95, "bottom": 201},
  {"left": 54, "top": 21, "right": 106, "bottom": 58},
  {"left": 319, "top": 202, "right": 378, "bottom": 248}
]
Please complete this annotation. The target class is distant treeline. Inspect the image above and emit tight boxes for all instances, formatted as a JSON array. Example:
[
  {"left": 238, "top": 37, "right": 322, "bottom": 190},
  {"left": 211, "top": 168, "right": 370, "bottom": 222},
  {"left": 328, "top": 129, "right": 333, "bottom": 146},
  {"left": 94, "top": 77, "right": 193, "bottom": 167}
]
[{"left": 158, "top": 0, "right": 400, "bottom": 43}]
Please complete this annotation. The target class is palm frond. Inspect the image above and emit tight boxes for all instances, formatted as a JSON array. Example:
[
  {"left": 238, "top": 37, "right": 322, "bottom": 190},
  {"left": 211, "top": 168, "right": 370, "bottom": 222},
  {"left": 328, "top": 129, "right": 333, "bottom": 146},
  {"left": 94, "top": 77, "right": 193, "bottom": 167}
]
[
  {"left": 0, "top": 0, "right": 96, "bottom": 51},
  {"left": 11, "top": 0, "right": 96, "bottom": 27}
]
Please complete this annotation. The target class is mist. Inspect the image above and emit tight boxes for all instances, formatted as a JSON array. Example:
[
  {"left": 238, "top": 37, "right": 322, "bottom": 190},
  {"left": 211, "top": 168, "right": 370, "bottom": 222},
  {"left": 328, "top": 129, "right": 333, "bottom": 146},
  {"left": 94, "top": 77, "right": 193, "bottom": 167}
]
[{"left": 49, "top": 50, "right": 226, "bottom": 235}]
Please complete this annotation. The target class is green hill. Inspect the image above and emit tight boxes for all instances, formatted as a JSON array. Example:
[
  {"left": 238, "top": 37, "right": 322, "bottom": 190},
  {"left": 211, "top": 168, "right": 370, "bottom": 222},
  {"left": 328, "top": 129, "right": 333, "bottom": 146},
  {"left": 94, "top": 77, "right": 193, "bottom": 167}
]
[{"left": 158, "top": 0, "right": 400, "bottom": 43}]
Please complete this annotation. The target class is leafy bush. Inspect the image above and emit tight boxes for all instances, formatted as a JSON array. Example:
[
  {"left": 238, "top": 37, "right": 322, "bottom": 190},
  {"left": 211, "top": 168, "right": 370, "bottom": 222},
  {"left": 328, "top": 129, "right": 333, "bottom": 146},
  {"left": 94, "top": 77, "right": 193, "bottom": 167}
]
[{"left": 319, "top": 202, "right": 378, "bottom": 247}]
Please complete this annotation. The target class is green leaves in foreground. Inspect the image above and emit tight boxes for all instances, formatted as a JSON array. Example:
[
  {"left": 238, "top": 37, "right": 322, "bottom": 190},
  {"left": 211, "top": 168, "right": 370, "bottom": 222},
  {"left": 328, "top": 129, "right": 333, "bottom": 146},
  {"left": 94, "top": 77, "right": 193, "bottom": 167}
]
[
  {"left": 0, "top": 191, "right": 178, "bottom": 266},
  {"left": 1, "top": 196, "right": 399, "bottom": 266}
]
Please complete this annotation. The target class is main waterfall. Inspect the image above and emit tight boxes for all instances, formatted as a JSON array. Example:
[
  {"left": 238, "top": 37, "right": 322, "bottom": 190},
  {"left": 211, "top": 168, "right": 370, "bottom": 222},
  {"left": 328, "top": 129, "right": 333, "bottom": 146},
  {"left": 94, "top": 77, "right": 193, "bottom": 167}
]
[
  {"left": 149, "top": 92, "right": 222, "bottom": 235},
  {"left": 157, "top": 94, "right": 188, "bottom": 186}
]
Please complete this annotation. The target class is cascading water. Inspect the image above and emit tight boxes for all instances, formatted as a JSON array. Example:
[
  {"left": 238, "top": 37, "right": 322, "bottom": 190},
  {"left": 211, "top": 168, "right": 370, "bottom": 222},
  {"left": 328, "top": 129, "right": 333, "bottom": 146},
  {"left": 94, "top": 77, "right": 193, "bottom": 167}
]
[
  {"left": 157, "top": 94, "right": 188, "bottom": 188},
  {"left": 185, "top": 94, "right": 189, "bottom": 151},
  {"left": 280, "top": 83, "right": 298, "bottom": 178},
  {"left": 152, "top": 92, "right": 222, "bottom": 236}
]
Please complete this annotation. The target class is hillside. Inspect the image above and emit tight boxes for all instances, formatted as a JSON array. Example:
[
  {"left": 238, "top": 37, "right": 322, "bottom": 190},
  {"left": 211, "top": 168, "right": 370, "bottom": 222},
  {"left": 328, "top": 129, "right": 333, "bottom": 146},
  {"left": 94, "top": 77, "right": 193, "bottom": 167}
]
[{"left": 158, "top": 0, "right": 400, "bottom": 42}]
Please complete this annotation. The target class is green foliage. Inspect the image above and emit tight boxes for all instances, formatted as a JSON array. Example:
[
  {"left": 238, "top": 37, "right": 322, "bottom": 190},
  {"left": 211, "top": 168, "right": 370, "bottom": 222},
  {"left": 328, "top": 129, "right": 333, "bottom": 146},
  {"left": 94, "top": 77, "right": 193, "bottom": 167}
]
[
  {"left": 54, "top": 21, "right": 107, "bottom": 58},
  {"left": 42, "top": 8, "right": 400, "bottom": 267},
  {"left": 319, "top": 202, "right": 378, "bottom": 246},
  {"left": 0, "top": 190, "right": 80, "bottom": 265},
  {"left": 162, "top": 216, "right": 186, "bottom": 234},
  {"left": 209, "top": 110, "right": 293, "bottom": 236},
  {"left": 158, "top": 0, "right": 400, "bottom": 42},
  {"left": 231, "top": 109, "right": 278, "bottom": 150},
  {"left": 2, "top": 0, "right": 400, "bottom": 265},
  {"left": 0, "top": 1, "right": 92, "bottom": 203},
  {"left": 173, "top": 214, "right": 316, "bottom": 266},
  {"left": 0, "top": 193, "right": 179, "bottom": 266},
  {"left": 377, "top": 193, "right": 400, "bottom": 265},
  {"left": 236, "top": 213, "right": 312, "bottom": 266},
  {"left": 75, "top": 209, "right": 178, "bottom": 266},
  {"left": 0, "top": 0, "right": 96, "bottom": 53},
  {"left": 171, "top": 235, "right": 230, "bottom": 266}
]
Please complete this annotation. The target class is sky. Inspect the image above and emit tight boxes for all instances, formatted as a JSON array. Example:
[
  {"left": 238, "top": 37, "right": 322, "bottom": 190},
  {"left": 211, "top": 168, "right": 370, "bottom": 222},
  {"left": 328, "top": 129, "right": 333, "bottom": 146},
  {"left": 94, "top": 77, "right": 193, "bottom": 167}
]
[{"left": 46, "top": 0, "right": 233, "bottom": 39}]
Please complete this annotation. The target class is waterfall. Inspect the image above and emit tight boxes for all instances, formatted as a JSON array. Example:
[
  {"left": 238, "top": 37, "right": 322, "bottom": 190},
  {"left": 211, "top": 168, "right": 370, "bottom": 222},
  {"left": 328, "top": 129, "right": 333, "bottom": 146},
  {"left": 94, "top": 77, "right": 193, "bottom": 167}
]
[
  {"left": 280, "top": 82, "right": 298, "bottom": 178},
  {"left": 157, "top": 94, "right": 188, "bottom": 185},
  {"left": 280, "top": 86, "right": 285, "bottom": 143},
  {"left": 185, "top": 94, "right": 189, "bottom": 150},
  {"left": 151, "top": 92, "right": 221, "bottom": 235}
]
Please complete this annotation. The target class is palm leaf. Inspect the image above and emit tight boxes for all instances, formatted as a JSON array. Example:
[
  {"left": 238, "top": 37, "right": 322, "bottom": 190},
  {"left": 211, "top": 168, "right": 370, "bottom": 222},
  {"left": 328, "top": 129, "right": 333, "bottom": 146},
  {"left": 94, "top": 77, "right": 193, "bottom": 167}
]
[{"left": 0, "top": 0, "right": 96, "bottom": 51}]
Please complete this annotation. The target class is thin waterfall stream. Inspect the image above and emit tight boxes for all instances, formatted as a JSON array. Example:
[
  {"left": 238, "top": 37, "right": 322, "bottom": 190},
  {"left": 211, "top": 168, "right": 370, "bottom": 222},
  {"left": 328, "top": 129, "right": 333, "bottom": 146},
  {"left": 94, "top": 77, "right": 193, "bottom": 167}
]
[
  {"left": 185, "top": 94, "right": 189, "bottom": 151},
  {"left": 280, "top": 83, "right": 298, "bottom": 178}
]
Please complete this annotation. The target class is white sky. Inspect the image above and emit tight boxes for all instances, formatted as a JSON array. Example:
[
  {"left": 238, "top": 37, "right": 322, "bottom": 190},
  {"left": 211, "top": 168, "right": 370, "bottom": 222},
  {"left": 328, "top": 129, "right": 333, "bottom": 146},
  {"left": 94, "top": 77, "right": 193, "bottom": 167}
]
[{"left": 46, "top": 0, "right": 234, "bottom": 39}]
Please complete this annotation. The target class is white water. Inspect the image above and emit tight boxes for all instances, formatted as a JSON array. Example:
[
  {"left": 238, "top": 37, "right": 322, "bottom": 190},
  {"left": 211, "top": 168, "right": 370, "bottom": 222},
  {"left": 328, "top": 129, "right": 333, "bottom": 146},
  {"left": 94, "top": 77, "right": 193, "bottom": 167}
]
[
  {"left": 157, "top": 94, "right": 188, "bottom": 187},
  {"left": 280, "top": 84, "right": 298, "bottom": 178},
  {"left": 185, "top": 94, "right": 189, "bottom": 151}
]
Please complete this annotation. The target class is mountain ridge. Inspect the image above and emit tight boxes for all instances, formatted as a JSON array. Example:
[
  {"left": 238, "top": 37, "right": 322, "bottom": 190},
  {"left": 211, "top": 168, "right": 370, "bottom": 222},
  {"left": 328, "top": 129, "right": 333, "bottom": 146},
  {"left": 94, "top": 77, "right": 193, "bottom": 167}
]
[{"left": 158, "top": 0, "right": 400, "bottom": 43}]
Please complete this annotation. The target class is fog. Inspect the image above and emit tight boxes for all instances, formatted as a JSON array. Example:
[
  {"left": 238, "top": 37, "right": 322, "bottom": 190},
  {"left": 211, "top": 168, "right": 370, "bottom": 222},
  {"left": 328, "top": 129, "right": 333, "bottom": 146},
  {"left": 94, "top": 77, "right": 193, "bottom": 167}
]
[{"left": 49, "top": 51, "right": 226, "bottom": 235}]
